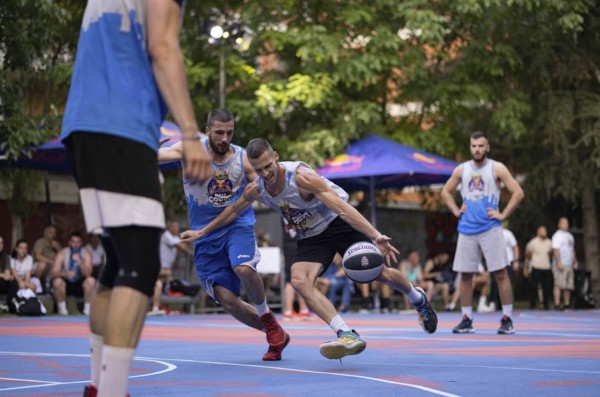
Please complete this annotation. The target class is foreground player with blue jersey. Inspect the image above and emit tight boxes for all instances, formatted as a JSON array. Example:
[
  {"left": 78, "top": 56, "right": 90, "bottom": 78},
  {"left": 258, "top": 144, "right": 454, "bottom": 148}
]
[
  {"left": 159, "top": 109, "right": 289, "bottom": 361},
  {"left": 441, "top": 131, "right": 524, "bottom": 335},
  {"left": 181, "top": 138, "right": 438, "bottom": 360},
  {"left": 61, "top": 1, "right": 211, "bottom": 396}
]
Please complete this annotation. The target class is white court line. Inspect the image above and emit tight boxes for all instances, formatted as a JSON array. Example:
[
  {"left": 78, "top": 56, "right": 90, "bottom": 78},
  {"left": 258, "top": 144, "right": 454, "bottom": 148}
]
[
  {"left": 136, "top": 356, "right": 463, "bottom": 397},
  {"left": 372, "top": 335, "right": 600, "bottom": 342},
  {"left": 0, "top": 352, "right": 177, "bottom": 393},
  {"left": 361, "top": 362, "right": 600, "bottom": 375}
]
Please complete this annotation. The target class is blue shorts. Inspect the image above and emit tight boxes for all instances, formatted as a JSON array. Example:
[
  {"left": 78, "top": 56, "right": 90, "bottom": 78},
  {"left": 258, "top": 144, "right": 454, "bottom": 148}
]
[{"left": 194, "top": 225, "right": 260, "bottom": 300}]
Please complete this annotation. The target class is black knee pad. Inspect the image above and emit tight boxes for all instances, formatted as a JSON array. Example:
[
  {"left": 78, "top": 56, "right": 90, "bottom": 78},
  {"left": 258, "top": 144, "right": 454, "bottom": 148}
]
[{"left": 99, "top": 226, "right": 162, "bottom": 297}]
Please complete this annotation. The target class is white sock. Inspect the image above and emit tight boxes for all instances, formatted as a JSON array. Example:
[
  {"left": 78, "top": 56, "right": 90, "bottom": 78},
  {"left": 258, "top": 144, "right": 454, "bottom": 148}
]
[
  {"left": 461, "top": 306, "right": 473, "bottom": 319},
  {"left": 406, "top": 287, "right": 423, "bottom": 306},
  {"left": 255, "top": 299, "right": 270, "bottom": 316},
  {"left": 502, "top": 304, "right": 513, "bottom": 318},
  {"left": 478, "top": 296, "right": 487, "bottom": 306},
  {"left": 329, "top": 314, "right": 351, "bottom": 334},
  {"left": 98, "top": 346, "right": 135, "bottom": 397},
  {"left": 57, "top": 301, "right": 68, "bottom": 314},
  {"left": 90, "top": 333, "right": 104, "bottom": 387},
  {"left": 152, "top": 305, "right": 160, "bottom": 312}
]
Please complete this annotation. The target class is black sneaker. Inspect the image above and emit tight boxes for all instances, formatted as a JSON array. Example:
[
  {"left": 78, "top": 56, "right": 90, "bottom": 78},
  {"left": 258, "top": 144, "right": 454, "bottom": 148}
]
[
  {"left": 414, "top": 287, "right": 438, "bottom": 333},
  {"left": 452, "top": 315, "right": 475, "bottom": 333},
  {"left": 498, "top": 315, "right": 515, "bottom": 334}
]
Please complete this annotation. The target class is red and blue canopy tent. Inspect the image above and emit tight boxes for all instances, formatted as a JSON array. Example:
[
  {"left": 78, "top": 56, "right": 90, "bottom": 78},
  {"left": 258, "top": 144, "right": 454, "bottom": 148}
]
[{"left": 317, "top": 134, "right": 457, "bottom": 226}]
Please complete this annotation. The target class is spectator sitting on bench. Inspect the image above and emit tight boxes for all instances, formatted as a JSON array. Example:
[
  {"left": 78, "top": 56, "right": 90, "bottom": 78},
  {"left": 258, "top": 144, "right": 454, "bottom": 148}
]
[
  {"left": 0, "top": 236, "right": 14, "bottom": 304},
  {"left": 51, "top": 232, "right": 95, "bottom": 315},
  {"left": 149, "top": 221, "right": 192, "bottom": 315}
]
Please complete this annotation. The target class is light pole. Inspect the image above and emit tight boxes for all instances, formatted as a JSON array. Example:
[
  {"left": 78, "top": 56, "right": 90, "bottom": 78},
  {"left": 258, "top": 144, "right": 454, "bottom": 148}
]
[
  {"left": 207, "top": 16, "right": 253, "bottom": 109},
  {"left": 209, "top": 24, "right": 226, "bottom": 108}
]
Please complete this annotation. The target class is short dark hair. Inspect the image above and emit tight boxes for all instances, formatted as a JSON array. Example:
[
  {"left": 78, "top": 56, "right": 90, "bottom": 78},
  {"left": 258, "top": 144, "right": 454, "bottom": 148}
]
[
  {"left": 206, "top": 108, "right": 234, "bottom": 128},
  {"left": 246, "top": 138, "right": 273, "bottom": 160},
  {"left": 470, "top": 131, "right": 488, "bottom": 140},
  {"left": 69, "top": 231, "right": 83, "bottom": 240}
]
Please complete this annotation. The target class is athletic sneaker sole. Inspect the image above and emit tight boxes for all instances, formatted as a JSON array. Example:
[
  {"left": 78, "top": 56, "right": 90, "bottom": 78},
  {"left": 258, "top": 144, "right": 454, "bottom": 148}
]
[
  {"left": 319, "top": 338, "right": 367, "bottom": 359},
  {"left": 452, "top": 328, "right": 475, "bottom": 334}
]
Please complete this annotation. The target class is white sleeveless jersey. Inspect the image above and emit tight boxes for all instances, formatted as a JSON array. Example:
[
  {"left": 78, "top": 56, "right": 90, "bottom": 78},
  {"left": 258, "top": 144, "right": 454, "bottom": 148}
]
[
  {"left": 457, "top": 159, "right": 501, "bottom": 235},
  {"left": 258, "top": 161, "right": 348, "bottom": 239},
  {"left": 184, "top": 140, "right": 254, "bottom": 242}
]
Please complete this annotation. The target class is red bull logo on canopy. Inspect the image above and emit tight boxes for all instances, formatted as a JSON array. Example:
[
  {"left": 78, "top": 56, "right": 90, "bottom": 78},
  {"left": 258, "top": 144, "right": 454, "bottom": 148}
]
[{"left": 320, "top": 154, "right": 364, "bottom": 174}]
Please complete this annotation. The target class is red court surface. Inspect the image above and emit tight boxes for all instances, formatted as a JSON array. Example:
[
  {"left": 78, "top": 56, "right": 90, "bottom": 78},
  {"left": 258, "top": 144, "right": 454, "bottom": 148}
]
[{"left": 1, "top": 310, "right": 599, "bottom": 396}]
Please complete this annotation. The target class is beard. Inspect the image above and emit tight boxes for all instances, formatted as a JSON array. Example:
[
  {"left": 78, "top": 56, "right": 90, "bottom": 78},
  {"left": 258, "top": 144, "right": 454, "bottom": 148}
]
[
  {"left": 209, "top": 138, "right": 229, "bottom": 155},
  {"left": 472, "top": 152, "right": 487, "bottom": 164}
]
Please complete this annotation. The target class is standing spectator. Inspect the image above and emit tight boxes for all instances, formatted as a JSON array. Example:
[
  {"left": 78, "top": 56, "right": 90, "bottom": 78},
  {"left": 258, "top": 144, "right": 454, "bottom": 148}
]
[
  {"left": 84, "top": 234, "right": 106, "bottom": 280},
  {"left": 60, "top": 1, "right": 212, "bottom": 396},
  {"left": 32, "top": 225, "right": 62, "bottom": 292},
  {"left": 441, "top": 131, "right": 524, "bottom": 334},
  {"left": 149, "top": 221, "right": 192, "bottom": 315},
  {"left": 489, "top": 222, "right": 520, "bottom": 309},
  {"left": 551, "top": 217, "right": 578, "bottom": 310},
  {"left": 51, "top": 232, "right": 95, "bottom": 316},
  {"left": 524, "top": 226, "right": 553, "bottom": 310}
]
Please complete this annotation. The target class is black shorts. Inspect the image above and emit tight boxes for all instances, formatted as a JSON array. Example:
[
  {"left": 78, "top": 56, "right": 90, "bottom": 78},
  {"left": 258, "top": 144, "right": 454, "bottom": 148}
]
[
  {"left": 64, "top": 132, "right": 164, "bottom": 233},
  {"left": 293, "top": 217, "right": 370, "bottom": 275}
]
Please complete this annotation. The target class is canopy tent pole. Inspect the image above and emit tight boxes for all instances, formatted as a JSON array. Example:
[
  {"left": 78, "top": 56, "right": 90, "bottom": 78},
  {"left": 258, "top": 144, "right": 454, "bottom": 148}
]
[{"left": 369, "top": 175, "right": 376, "bottom": 228}]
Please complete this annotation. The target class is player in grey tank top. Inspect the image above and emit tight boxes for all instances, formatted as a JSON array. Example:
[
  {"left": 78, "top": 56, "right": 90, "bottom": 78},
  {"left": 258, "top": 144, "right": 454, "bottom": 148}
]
[{"left": 182, "top": 138, "right": 440, "bottom": 360}]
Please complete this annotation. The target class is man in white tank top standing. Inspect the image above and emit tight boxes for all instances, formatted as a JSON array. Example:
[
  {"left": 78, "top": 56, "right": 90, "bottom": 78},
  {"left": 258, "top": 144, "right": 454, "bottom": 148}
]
[{"left": 441, "top": 132, "right": 524, "bottom": 334}]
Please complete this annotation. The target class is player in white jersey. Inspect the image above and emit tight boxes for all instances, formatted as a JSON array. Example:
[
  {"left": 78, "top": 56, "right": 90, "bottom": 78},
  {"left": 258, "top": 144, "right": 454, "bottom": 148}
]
[
  {"left": 181, "top": 138, "right": 438, "bottom": 360},
  {"left": 441, "top": 131, "right": 524, "bottom": 335}
]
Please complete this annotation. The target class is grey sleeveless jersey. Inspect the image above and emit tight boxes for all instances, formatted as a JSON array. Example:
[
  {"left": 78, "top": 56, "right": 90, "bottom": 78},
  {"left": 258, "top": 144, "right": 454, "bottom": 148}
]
[{"left": 257, "top": 161, "right": 349, "bottom": 239}]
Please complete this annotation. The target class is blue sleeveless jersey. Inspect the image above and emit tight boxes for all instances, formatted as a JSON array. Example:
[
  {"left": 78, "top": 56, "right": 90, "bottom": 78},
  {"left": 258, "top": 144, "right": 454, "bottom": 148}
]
[
  {"left": 184, "top": 140, "right": 255, "bottom": 242},
  {"left": 61, "top": 0, "right": 171, "bottom": 151},
  {"left": 457, "top": 159, "right": 501, "bottom": 235}
]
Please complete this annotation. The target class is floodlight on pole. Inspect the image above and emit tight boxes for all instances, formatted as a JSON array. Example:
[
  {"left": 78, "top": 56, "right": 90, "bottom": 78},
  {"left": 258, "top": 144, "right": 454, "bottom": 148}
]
[{"left": 210, "top": 25, "right": 224, "bottom": 39}]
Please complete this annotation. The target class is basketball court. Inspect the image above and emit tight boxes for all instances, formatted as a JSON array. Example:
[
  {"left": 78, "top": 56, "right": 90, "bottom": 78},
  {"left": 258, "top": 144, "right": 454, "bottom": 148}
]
[{"left": 1, "top": 309, "right": 599, "bottom": 396}]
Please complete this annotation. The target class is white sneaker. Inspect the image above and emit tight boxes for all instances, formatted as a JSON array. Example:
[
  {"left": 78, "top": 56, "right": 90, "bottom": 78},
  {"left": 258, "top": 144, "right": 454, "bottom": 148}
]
[
  {"left": 477, "top": 302, "right": 493, "bottom": 313},
  {"left": 58, "top": 309, "right": 69, "bottom": 316}
]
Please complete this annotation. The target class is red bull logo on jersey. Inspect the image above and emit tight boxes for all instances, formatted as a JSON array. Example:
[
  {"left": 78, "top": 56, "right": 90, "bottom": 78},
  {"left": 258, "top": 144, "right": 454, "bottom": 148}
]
[
  {"left": 319, "top": 154, "right": 364, "bottom": 174},
  {"left": 208, "top": 170, "right": 234, "bottom": 206},
  {"left": 467, "top": 174, "right": 485, "bottom": 201},
  {"left": 278, "top": 201, "right": 312, "bottom": 229}
]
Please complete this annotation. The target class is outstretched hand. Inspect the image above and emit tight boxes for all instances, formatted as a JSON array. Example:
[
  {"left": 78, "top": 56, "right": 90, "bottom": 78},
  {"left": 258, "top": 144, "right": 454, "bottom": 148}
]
[
  {"left": 374, "top": 234, "right": 400, "bottom": 267},
  {"left": 180, "top": 229, "right": 202, "bottom": 243}
]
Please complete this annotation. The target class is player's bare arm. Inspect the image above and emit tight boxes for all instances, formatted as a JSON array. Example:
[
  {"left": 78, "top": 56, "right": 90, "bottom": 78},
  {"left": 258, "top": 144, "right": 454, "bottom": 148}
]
[
  {"left": 158, "top": 141, "right": 184, "bottom": 163},
  {"left": 147, "top": 0, "right": 210, "bottom": 183},
  {"left": 179, "top": 182, "right": 260, "bottom": 243},
  {"left": 441, "top": 166, "right": 465, "bottom": 218},
  {"left": 295, "top": 166, "right": 399, "bottom": 265},
  {"left": 487, "top": 162, "right": 525, "bottom": 221}
]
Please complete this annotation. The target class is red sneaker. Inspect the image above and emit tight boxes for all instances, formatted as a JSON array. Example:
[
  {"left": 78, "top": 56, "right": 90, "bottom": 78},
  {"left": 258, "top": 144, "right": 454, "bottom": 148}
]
[
  {"left": 260, "top": 311, "right": 290, "bottom": 361},
  {"left": 83, "top": 385, "right": 97, "bottom": 397},
  {"left": 82, "top": 384, "right": 130, "bottom": 397}
]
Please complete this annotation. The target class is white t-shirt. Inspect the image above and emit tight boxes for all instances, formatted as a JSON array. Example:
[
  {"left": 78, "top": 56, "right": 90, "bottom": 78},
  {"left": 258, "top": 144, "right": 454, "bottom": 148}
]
[
  {"left": 160, "top": 231, "right": 181, "bottom": 269},
  {"left": 84, "top": 243, "right": 105, "bottom": 267},
  {"left": 551, "top": 229, "right": 575, "bottom": 266},
  {"left": 10, "top": 255, "right": 34, "bottom": 278},
  {"left": 503, "top": 228, "right": 517, "bottom": 263}
]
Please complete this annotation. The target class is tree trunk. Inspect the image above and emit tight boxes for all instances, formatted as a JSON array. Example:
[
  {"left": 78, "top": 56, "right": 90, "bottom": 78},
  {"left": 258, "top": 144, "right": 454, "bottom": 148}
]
[{"left": 581, "top": 164, "right": 600, "bottom": 299}]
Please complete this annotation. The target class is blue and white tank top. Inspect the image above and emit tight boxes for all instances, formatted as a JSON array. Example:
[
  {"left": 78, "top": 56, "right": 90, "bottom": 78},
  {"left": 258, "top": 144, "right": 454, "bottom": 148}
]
[
  {"left": 184, "top": 140, "right": 255, "bottom": 242},
  {"left": 257, "top": 161, "right": 348, "bottom": 239},
  {"left": 457, "top": 160, "right": 501, "bottom": 235},
  {"left": 61, "top": 0, "right": 183, "bottom": 151}
]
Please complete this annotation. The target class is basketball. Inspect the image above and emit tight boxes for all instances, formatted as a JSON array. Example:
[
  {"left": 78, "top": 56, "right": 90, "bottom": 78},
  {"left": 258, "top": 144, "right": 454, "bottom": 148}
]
[{"left": 342, "top": 242, "right": 385, "bottom": 283}]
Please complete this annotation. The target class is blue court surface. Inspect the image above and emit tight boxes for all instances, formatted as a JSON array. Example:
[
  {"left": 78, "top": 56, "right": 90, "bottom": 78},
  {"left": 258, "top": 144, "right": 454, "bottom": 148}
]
[{"left": 0, "top": 310, "right": 599, "bottom": 396}]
